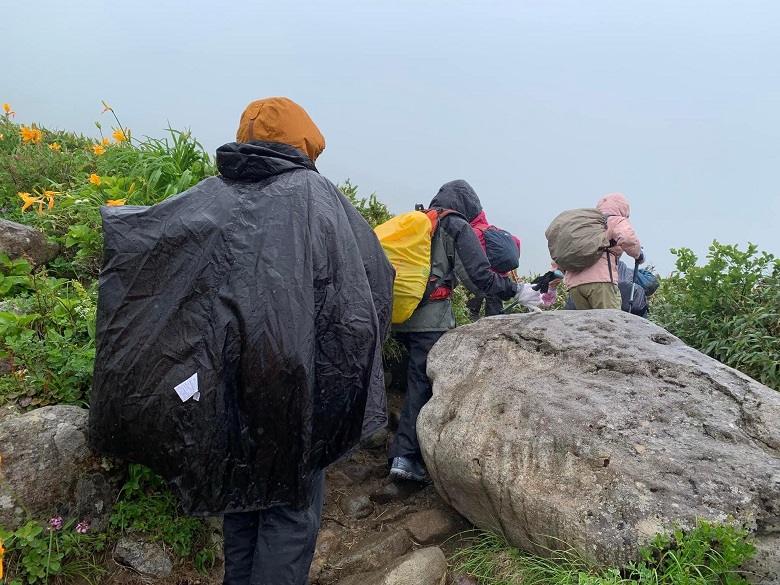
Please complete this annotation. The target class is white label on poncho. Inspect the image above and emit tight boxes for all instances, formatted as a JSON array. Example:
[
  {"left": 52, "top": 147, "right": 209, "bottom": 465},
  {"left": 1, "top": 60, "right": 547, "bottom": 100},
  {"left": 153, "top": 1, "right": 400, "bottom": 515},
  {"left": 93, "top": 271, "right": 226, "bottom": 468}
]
[{"left": 174, "top": 372, "right": 200, "bottom": 402}]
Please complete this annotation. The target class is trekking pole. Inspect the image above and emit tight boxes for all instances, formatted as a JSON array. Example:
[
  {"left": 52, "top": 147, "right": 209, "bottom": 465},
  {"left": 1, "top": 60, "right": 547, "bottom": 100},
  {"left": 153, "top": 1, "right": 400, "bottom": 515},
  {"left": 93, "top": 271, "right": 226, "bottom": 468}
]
[{"left": 629, "top": 258, "right": 640, "bottom": 313}]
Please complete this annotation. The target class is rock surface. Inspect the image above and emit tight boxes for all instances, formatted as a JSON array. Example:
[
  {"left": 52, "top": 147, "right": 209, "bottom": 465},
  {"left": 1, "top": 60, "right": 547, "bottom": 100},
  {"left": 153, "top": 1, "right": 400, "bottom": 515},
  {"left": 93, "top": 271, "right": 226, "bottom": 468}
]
[
  {"left": 0, "top": 405, "right": 125, "bottom": 531},
  {"left": 114, "top": 537, "right": 174, "bottom": 579},
  {"left": 0, "top": 218, "right": 59, "bottom": 266},
  {"left": 418, "top": 311, "right": 780, "bottom": 582}
]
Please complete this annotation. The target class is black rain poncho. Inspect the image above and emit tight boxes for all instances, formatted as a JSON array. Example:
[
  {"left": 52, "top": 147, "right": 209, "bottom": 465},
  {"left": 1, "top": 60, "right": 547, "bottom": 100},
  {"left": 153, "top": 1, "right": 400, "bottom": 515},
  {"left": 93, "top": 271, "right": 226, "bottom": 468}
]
[{"left": 89, "top": 141, "right": 393, "bottom": 514}]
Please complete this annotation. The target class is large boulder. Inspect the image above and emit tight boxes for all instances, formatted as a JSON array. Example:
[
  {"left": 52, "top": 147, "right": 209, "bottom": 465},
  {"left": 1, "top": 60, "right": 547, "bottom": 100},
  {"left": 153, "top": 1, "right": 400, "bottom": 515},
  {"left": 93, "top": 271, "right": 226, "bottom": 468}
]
[
  {"left": 0, "top": 218, "right": 59, "bottom": 266},
  {"left": 418, "top": 311, "right": 780, "bottom": 581},
  {"left": 0, "top": 406, "right": 125, "bottom": 531}
]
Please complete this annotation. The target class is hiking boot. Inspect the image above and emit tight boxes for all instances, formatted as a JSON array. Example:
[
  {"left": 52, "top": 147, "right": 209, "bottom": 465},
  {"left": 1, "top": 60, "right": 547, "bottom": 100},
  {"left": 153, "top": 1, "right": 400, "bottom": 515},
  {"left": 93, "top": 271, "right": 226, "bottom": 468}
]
[{"left": 389, "top": 456, "right": 430, "bottom": 482}]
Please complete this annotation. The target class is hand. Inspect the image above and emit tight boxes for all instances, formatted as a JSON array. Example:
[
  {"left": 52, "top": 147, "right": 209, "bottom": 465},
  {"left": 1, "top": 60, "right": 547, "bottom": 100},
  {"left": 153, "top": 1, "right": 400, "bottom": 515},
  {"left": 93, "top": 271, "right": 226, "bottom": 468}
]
[
  {"left": 515, "top": 283, "right": 543, "bottom": 312},
  {"left": 541, "top": 290, "right": 557, "bottom": 307},
  {"left": 637, "top": 248, "right": 645, "bottom": 264}
]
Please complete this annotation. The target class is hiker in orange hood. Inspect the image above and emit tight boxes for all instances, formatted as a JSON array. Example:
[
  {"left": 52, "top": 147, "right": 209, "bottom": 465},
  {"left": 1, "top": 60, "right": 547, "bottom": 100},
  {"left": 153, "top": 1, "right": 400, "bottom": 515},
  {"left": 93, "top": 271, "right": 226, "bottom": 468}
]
[{"left": 90, "top": 97, "right": 393, "bottom": 585}]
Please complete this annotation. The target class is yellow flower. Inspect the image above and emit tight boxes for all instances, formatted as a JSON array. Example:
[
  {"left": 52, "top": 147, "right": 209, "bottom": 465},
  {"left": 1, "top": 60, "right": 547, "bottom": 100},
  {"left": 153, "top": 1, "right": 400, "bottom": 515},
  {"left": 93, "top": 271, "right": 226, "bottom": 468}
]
[
  {"left": 18, "top": 192, "right": 38, "bottom": 212},
  {"left": 92, "top": 144, "right": 106, "bottom": 155},
  {"left": 20, "top": 125, "right": 43, "bottom": 144},
  {"left": 112, "top": 128, "right": 127, "bottom": 142},
  {"left": 89, "top": 174, "right": 102, "bottom": 185},
  {"left": 102, "top": 137, "right": 110, "bottom": 146},
  {"left": 107, "top": 199, "right": 126, "bottom": 206},
  {"left": 2, "top": 102, "right": 14, "bottom": 118},
  {"left": 49, "top": 142, "right": 61, "bottom": 151},
  {"left": 0, "top": 134, "right": 4, "bottom": 141}
]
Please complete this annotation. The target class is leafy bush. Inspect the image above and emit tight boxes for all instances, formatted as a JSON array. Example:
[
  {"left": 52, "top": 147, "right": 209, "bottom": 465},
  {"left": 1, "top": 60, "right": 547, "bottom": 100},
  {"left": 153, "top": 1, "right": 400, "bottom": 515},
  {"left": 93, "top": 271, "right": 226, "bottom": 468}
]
[
  {"left": 0, "top": 518, "right": 107, "bottom": 585},
  {"left": 338, "top": 179, "right": 393, "bottom": 228},
  {"left": 451, "top": 518, "right": 756, "bottom": 585},
  {"left": 651, "top": 242, "right": 780, "bottom": 390},
  {"left": 0, "top": 258, "right": 96, "bottom": 408},
  {"left": 109, "top": 464, "right": 215, "bottom": 571}
]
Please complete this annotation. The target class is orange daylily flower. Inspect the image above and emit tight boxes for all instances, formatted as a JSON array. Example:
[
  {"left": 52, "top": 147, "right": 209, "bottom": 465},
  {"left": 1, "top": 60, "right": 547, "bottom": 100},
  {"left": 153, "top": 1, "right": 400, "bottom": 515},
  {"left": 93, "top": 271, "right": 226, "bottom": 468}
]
[
  {"left": 92, "top": 144, "right": 106, "bottom": 155},
  {"left": 101, "top": 100, "right": 113, "bottom": 114},
  {"left": 18, "top": 192, "right": 38, "bottom": 212},
  {"left": 102, "top": 137, "right": 110, "bottom": 146},
  {"left": 112, "top": 128, "right": 127, "bottom": 142},
  {"left": 107, "top": 199, "right": 126, "bottom": 206},
  {"left": 20, "top": 125, "right": 43, "bottom": 144},
  {"left": 89, "top": 174, "right": 102, "bottom": 185},
  {"left": 2, "top": 102, "right": 14, "bottom": 118},
  {"left": 49, "top": 142, "right": 61, "bottom": 151}
]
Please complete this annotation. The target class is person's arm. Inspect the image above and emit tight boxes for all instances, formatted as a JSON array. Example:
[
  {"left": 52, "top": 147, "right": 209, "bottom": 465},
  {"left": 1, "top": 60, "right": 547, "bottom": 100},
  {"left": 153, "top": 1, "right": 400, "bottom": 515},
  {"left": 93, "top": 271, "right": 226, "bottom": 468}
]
[{"left": 610, "top": 216, "right": 642, "bottom": 260}]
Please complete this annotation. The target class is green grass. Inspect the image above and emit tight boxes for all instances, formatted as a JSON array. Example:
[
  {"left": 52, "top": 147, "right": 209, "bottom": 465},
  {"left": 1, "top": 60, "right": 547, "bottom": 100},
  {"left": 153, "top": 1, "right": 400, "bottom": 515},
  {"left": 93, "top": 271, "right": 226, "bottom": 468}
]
[{"left": 450, "top": 519, "right": 756, "bottom": 585}]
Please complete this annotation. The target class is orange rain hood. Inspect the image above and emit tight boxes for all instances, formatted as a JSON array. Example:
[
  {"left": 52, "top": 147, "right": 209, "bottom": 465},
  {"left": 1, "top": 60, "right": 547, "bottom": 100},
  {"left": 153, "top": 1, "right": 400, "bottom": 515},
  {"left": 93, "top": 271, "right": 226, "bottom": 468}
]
[{"left": 236, "top": 97, "right": 326, "bottom": 163}]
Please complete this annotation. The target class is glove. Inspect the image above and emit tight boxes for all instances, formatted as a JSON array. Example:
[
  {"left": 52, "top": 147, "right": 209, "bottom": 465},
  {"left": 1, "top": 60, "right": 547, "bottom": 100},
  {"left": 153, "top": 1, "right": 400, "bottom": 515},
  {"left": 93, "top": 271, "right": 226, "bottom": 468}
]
[
  {"left": 514, "top": 283, "right": 543, "bottom": 313},
  {"left": 637, "top": 248, "right": 645, "bottom": 265},
  {"left": 541, "top": 290, "right": 557, "bottom": 307}
]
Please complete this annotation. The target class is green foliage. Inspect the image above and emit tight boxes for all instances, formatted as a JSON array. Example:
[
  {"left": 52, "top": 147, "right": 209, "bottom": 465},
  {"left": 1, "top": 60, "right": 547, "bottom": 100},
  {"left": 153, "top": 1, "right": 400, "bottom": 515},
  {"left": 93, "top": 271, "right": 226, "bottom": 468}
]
[
  {"left": 651, "top": 242, "right": 780, "bottom": 390},
  {"left": 0, "top": 519, "right": 107, "bottom": 585},
  {"left": 338, "top": 179, "right": 393, "bottom": 228},
  {"left": 0, "top": 117, "right": 97, "bottom": 221},
  {"left": 0, "top": 264, "right": 96, "bottom": 409},
  {"left": 109, "top": 464, "right": 216, "bottom": 572},
  {"left": 96, "top": 127, "right": 216, "bottom": 205},
  {"left": 451, "top": 519, "right": 756, "bottom": 585}
]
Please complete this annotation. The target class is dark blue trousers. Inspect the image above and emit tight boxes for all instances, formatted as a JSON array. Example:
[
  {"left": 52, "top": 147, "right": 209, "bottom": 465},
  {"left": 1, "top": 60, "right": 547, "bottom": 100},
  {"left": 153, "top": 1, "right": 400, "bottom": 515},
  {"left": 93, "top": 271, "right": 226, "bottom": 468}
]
[
  {"left": 388, "top": 330, "right": 445, "bottom": 461},
  {"left": 222, "top": 471, "right": 325, "bottom": 585}
]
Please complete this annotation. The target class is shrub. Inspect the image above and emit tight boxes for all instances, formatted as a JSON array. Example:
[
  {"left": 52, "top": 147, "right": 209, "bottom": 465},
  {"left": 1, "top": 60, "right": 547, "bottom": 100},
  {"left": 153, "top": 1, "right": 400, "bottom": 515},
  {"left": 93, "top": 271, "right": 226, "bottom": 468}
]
[
  {"left": 450, "top": 518, "right": 756, "bottom": 585},
  {"left": 0, "top": 257, "right": 96, "bottom": 408},
  {"left": 650, "top": 242, "right": 779, "bottom": 391}
]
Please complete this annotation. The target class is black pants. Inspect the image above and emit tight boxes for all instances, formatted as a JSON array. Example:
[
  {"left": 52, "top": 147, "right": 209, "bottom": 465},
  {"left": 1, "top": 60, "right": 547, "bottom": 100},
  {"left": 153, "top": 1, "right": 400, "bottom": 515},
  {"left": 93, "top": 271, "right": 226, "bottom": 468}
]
[
  {"left": 388, "top": 331, "right": 445, "bottom": 461},
  {"left": 466, "top": 293, "right": 504, "bottom": 321},
  {"left": 223, "top": 471, "right": 325, "bottom": 585}
]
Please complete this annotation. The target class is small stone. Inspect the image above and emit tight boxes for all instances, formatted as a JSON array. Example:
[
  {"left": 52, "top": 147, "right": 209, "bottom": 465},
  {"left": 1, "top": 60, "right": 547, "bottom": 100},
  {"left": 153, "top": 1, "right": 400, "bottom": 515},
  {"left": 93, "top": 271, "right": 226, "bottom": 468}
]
[
  {"left": 452, "top": 573, "right": 479, "bottom": 585},
  {"left": 341, "top": 494, "right": 373, "bottom": 519},
  {"left": 113, "top": 537, "right": 173, "bottom": 579},
  {"left": 403, "top": 508, "right": 469, "bottom": 545},
  {"left": 370, "top": 480, "right": 426, "bottom": 504},
  {"left": 634, "top": 444, "right": 646, "bottom": 454},
  {"left": 337, "top": 529, "right": 412, "bottom": 574},
  {"left": 341, "top": 462, "right": 373, "bottom": 484},
  {"left": 382, "top": 547, "right": 448, "bottom": 585}
]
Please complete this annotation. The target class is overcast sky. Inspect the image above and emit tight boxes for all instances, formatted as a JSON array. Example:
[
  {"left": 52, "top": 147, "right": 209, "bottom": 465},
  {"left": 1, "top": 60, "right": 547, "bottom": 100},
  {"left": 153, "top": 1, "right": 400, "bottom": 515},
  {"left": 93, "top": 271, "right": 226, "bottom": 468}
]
[{"left": 4, "top": 0, "right": 778, "bottom": 276}]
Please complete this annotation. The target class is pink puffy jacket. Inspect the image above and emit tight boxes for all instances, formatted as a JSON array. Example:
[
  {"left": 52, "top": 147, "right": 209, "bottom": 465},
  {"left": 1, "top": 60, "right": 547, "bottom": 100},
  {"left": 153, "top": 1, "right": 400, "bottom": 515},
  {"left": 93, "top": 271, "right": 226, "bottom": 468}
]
[{"left": 553, "top": 193, "right": 642, "bottom": 288}]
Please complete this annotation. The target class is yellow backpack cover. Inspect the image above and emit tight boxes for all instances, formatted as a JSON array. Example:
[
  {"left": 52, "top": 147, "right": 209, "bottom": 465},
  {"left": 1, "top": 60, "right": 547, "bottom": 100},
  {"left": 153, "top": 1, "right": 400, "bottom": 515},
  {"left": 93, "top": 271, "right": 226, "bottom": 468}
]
[{"left": 374, "top": 211, "right": 435, "bottom": 324}]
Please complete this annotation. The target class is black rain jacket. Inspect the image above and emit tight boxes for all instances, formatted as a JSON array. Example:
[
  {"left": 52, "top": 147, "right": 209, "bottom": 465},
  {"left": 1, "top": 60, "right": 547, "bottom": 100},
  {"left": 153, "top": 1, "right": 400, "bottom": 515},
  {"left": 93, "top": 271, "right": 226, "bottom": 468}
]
[
  {"left": 89, "top": 141, "right": 393, "bottom": 514},
  {"left": 394, "top": 179, "right": 517, "bottom": 332}
]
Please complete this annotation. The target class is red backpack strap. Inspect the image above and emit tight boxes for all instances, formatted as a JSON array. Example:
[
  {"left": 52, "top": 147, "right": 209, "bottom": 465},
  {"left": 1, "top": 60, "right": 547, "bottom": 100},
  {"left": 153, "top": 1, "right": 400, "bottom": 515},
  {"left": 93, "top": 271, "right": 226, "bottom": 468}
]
[{"left": 423, "top": 208, "right": 461, "bottom": 237}]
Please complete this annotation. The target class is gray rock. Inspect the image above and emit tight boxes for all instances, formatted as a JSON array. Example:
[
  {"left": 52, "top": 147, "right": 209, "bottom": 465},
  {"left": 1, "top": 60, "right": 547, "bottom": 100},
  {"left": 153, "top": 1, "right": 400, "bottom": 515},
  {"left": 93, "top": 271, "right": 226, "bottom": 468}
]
[
  {"left": 338, "top": 547, "right": 447, "bottom": 585},
  {"left": 381, "top": 547, "right": 448, "bottom": 585},
  {"left": 341, "top": 494, "right": 374, "bottom": 519},
  {"left": 370, "top": 480, "right": 427, "bottom": 504},
  {"left": 0, "top": 219, "right": 59, "bottom": 266},
  {"left": 337, "top": 529, "right": 412, "bottom": 574},
  {"left": 113, "top": 537, "right": 173, "bottom": 579},
  {"left": 418, "top": 311, "right": 780, "bottom": 581},
  {"left": 308, "top": 527, "right": 341, "bottom": 582},
  {"left": 403, "top": 508, "right": 470, "bottom": 545},
  {"left": 0, "top": 406, "right": 125, "bottom": 531}
]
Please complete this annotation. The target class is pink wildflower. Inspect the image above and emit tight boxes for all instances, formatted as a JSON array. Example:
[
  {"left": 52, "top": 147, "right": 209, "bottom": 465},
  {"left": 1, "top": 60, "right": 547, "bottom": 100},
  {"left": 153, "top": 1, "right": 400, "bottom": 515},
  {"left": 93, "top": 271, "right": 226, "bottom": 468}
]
[
  {"left": 49, "top": 516, "right": 63, "bottom": 530},
  {"left": 76, "top": 520, "right": 90, "bottom": 534}
]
